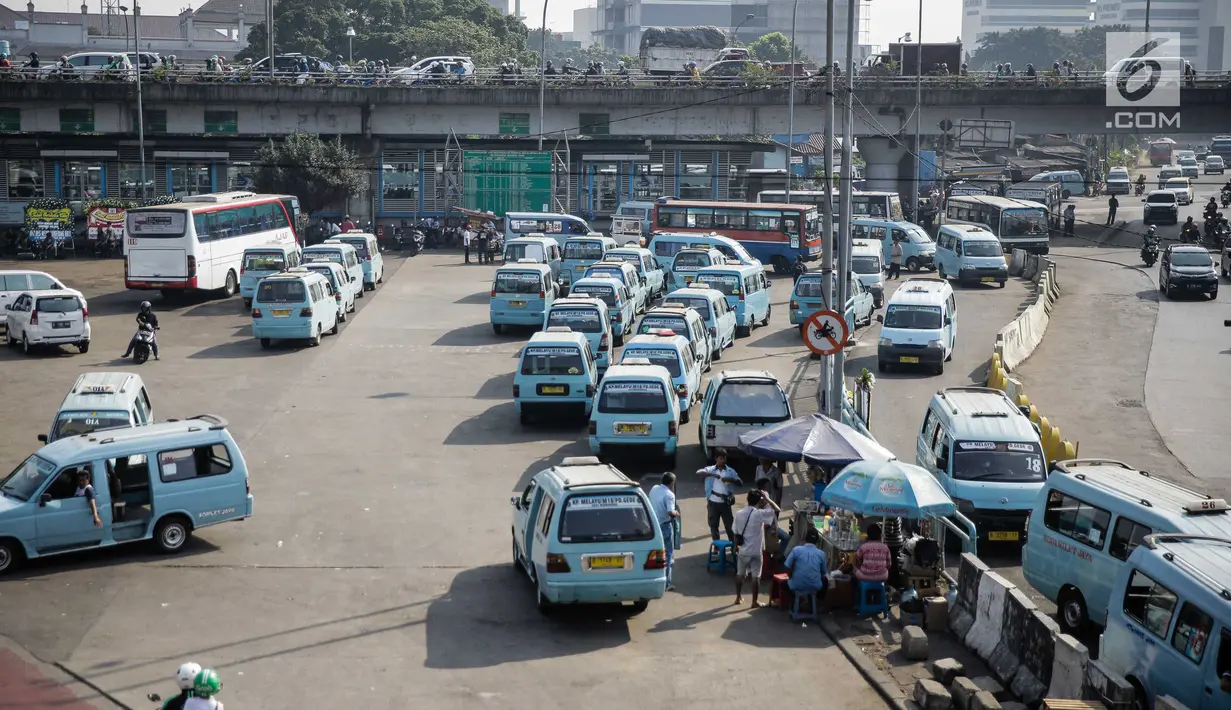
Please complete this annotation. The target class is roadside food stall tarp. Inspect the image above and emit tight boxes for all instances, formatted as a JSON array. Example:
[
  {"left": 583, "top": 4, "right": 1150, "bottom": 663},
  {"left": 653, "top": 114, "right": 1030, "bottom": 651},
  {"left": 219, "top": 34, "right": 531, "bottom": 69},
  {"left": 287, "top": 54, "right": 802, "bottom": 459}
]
[
  {"left": 737, "top": 413, "right": 895, "bottom": 467},
  {"left": 820, "top": 460, "right": 955, "bottom": 519}
]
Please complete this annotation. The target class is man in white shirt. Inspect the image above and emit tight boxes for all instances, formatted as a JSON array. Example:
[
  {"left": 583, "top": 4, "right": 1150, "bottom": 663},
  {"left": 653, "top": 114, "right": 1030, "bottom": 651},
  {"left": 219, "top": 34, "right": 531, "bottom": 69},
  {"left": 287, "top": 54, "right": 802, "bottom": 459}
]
[
  {"left": 462, "top": 227, "right": 473, "bottom": 264},
  {"left": 732, "top": 489, "right": 781, "bottom": 607},
  {"left": 697, "top": 448, "right": 742, "bottom": 542},
  {"left": 648, "top": 472, "right": 679, "bottom": 591}
]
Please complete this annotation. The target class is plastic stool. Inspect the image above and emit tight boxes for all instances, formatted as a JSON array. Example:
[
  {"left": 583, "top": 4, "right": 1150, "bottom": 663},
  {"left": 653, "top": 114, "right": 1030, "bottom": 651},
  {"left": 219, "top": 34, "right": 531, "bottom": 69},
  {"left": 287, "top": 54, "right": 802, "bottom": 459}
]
[
  {"left": 706, "top": 540, "right": 736, "bottom": 574},
  {"left": 770, "top": 573, "right": 792, "bottom": 609},
  {"left": 855, "top": 580, "right": 890, "bottom": 619},
  {"left": 760, "top": 550, "right": 778, "bottom": 581},
  {"left": 792, "top": 590, "right": 819, "bottom": 622}
]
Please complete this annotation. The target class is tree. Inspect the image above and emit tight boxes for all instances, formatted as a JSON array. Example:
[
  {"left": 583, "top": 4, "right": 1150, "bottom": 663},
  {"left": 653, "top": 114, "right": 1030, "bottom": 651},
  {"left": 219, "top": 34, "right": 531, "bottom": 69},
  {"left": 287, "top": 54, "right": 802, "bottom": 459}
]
[
  {"left": 253, "top": 133, "right": 366, "bottom": 216},
  {"left": 967, "top": 24, "right": 1133, "bottom": 72},
  {"left": 748, "top": 32, "right": 808, "bottom": 63},
  {"left": 527, "top": 28, "right": 630, "bottom": 69}
]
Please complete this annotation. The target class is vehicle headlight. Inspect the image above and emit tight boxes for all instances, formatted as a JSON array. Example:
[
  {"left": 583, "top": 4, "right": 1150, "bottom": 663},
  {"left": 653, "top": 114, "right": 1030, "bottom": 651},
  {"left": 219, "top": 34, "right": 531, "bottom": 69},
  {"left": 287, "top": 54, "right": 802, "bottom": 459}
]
[
  {"left": 927, "top": 339, "right": 943, "bottom": 348},
  {"left": 960, "top": 265, "right": 975, "bottom": 271},
  {"left": 878, "top": 337, "right": 893, "bottom": 347},
  {"left": 953, "top": 497, "right": 976, "bottom": 514}
]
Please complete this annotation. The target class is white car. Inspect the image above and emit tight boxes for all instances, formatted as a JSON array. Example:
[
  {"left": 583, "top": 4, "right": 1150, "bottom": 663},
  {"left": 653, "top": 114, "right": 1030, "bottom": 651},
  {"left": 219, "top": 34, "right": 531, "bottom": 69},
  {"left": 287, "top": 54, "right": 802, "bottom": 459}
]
[
  {"left": 41, "top": 52, "right": 134, "bottom": 79},
  {"left": 1164, "top": 177, "right": 1193, "bottom": 205},
  {"left": 4, "top": 289, "right": 91, "bottom": 355},
  {"left": 1205, "top": 155, "right": 1225, "bottom": 174},
  {"left": 392, "top": 56, "right": 475, "bottom": 82}
]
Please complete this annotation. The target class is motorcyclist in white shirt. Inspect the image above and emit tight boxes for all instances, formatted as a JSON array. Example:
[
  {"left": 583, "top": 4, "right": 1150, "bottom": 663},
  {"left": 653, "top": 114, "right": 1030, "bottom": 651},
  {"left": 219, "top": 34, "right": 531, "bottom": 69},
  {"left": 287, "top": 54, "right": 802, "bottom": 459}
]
[{"left": 183, "top": 669, "right": 223, "bottom": 710}]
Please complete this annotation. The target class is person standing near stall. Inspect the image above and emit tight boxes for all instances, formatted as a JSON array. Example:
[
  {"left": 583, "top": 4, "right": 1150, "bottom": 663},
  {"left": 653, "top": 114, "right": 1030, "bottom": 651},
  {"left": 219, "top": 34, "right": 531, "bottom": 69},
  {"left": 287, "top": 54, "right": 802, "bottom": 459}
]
[
  {"left": 732, "top": 490, "right": 780, "bottom": 607},
  {"left": 754, "top": 458, "right": 783, "bottom": 508},
  {"left": 697, "top": 449, "right": 742, "bottom": 543},
  {"left": 648, "top": 472, "right": 679, "bottom": 592}
]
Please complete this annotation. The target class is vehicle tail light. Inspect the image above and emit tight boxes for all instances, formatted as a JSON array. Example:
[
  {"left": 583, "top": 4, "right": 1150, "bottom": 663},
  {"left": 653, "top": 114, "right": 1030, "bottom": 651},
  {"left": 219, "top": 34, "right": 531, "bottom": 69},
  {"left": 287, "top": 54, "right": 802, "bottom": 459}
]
[
  {"left": 588, "top": 420, "right": 597, "bottom": 435},
  {"left": 676, "top": 384, "right": 687, "bottom": 398},
  {"left": 513, "top": 384, "right": 520, "bottom": 397},
  {"left": 706, "top": 424, "right": 715, "bottom": 439},
  {"left": 708, "top": 326, "right": 716, "bottom": 337},
  {"left": 546, "top": 553, "right": 571, "bottom": 573},
  {"left": 791, "top": 299, "right": 799, "bottom": 309},
  {"left": 539, "top": 289, "right": 546, "bottom": 299},
  {"left": 335, "top": 292, "right": 342, "bottom": 303},
  {"left": 738, "top": 290, "right": 745, "bottom": 301},
  {"left": 586, "top": 384, "right": 595, "bottom": 397},
  {"left": 239, "top": 263, "right": 245, "bottom": 275},
  {"left": 600, "top": 333, "right": 609, "bottom": 350},
  {"left": 81, "top": 304, "right": 88, "bottom": 321},
  {"left": 644, "top": 550, "right": 667, "bottom": 570},
  {"left": 491, "top": 287, "right": 497, "bottom": 297},
  {"left": 668, "top": 421, "right": 678, "bottom": 436},
  {"left": 29, "top": 310, "right": 38, "bottom": 325},
  {"left": 124, "top": 259, "right": 129, "bottom": 279},
  {"left": 252, "top": 309, "right": 262, "bottom": 318},
  {"left": 299, "top": 308, "right": 312, "bottom": 317},
  {"left": 363, "top": 256, "right": 371, "bottom": 262},
  {"left": 187, "top": 255, "right": 197, "bottom": 277},
  {"left": 246, "top": 476, "right": 250, "bottom": 495}
]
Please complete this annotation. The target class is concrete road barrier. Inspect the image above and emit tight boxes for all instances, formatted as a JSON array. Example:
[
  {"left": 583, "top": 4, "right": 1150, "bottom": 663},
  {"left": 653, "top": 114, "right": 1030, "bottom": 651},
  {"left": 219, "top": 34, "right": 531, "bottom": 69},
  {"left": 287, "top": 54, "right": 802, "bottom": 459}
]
[
  {"left": 967, "top": 571, "right": 1015, "bottom": 660},
  {"left": 951, "top": 553, "right": 990, "bottom": 639}
]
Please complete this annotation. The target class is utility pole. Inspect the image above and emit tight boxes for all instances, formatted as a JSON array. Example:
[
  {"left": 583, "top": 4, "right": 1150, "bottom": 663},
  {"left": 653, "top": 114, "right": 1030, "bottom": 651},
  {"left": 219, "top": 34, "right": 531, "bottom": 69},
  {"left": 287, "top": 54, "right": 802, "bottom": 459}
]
[
  {"left": 830, "top": 0, "right": 856, "bottom": 419},
  {"left": 817, "top": 0, "right": 836, "bottom": 416},
  {"left": 912, "top": 0, "right": 922, "bottom": 218},
  {"left": 1144, "top": 0, "right": 1151, "bottom": 33},
  {"left": 267, "top": 0, "right": 274, "bottom": 80},
  {"left": 135, "top": 3, "right": 145, "bottom": 200}
]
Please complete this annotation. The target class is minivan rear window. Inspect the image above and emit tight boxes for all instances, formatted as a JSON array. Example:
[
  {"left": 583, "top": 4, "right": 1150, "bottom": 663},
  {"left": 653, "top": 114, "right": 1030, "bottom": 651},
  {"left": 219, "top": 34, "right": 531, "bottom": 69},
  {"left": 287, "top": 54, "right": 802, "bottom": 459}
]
[
  {"left": 598, "top": 380, "right": 668, "bottom": 413},
  {"left": 256, "top": 280, "right": 307, "bottom": 303},
  {"left": 674, "top": 252, "right": 714, "bottom": 269},
  {"left": 794, "top": 277, "right": 826, "bottom": 298},
  {"left": 713, "top": 382, "right": 789, "bottom": 421},
  {"left": 639, "top": 315, "right": 687, "bottom": 337},
  {"left": 243, "top": 252, "right": 287, "bottom": 272},
  {"left": 495, "top": 272, "right": 543, "bottom": 294},
  {"left": 35, "top": 295, "right": 81, "bottom": 313},
  {"left": 852, "top": 255, "right": 880, "bottom": 274},
  {"left": 696, "top": 273, "right": 740, "bottom": 295},
  {"left": 564, "top": 242, "right": 604, "bottom": 260},
  {"left": 303, "top": 250, "right": 344, "bottom": 265},
  {"left": 664, "top": 296, "right": 711, "bottom": 319},
  {"left": 571, "top": 284, "right": 616, "bottom": 307},
  {"left": 547, "top": 308, "right": 602, "bottom": 333},
  {"left": 623, "top": 348, "right": 681, "bottom": 377},
  {"left": 520, "top": 346, "right": 584, "bottom": 375},
  {"left": 338, "top": 239, "right": 369, "bottom": 257},
  {"left": 559, "top": 492, "right": 655, "bottom": 543},
  {"left": 52, "top": 410, "right": 130, "bottom": 440}
]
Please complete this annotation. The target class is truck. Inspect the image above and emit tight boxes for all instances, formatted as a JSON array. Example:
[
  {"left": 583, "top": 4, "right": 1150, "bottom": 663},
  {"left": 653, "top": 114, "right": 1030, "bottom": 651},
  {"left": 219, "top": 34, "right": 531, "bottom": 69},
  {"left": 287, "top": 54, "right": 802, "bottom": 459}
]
[
  {"left": 865, "top": 42, "right": 963, "bottom": 76},
  {"left": 638, "top": 26, "right": 730, "bottom": 76},
  {"left": 1148, "top": 140, "right": 1174, "bottom": 166}
]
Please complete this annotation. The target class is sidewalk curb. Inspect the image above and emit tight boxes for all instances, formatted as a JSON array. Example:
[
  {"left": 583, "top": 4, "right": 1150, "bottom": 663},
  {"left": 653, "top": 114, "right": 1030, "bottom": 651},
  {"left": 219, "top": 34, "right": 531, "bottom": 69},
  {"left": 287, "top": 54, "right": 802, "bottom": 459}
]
[
  {"left": 817, "top": 615, "right": 911, "bottom": 710},
  {"left": 0, "top": 634, "right": 126, "bottom": 710}
]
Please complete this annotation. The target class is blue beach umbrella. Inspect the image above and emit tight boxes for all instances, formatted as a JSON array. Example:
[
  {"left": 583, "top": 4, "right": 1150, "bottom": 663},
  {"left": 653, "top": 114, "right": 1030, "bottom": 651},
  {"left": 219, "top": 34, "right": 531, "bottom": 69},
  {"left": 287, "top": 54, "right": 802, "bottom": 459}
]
[{"left": 820, "top": 460, "right": 956, "bottom": 519}]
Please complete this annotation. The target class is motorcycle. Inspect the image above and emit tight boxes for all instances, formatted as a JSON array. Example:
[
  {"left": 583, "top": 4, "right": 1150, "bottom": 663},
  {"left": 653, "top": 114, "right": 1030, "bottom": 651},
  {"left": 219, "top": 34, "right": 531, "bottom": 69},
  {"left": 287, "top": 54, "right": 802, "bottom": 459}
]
[
  {"left": 791, "top": 258, "right": 808, "bottom": 281},
  {"left": 1134, "top": 182, "right": 1146, "bottom": 196},
  {"left": 130, "top": 323, "right": 157, "bottom": 365},
  {"left": 1141, "top": 240, "right": 1159, "bottom": 266},
  {"left": 409, "top": 228, "right": 425, "bottom": 256},
  {"left": 1222, "top": 189, "right": 1231, "bottom": 208}
]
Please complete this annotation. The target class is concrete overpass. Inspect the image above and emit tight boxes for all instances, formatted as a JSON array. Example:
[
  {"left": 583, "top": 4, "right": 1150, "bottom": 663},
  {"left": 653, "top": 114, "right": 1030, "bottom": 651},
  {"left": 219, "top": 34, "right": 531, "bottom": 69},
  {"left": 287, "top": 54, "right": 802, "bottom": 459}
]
[{"left": 1, "top": 80, "right": 1229, "bottom": 140}]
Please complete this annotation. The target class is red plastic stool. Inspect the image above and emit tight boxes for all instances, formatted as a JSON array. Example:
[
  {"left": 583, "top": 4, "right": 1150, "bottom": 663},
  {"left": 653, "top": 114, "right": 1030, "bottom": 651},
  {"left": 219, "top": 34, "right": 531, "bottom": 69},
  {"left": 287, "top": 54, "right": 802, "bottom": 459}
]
[
  {"left": 760, "top": 551, "right": 778, "bottom": 581},
  {"left": 770, "top": 573, "right": 792, "bottom": 609}
]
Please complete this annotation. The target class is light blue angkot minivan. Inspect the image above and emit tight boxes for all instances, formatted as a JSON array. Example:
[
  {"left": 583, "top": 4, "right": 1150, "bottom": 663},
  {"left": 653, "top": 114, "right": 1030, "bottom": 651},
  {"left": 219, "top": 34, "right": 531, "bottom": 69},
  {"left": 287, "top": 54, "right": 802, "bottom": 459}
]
[
  {"left": 239, "top": 243, "right": 301, "bottom": 308},
  {"left": 250, "top": 268, "right": 340, "bottom": 348}
]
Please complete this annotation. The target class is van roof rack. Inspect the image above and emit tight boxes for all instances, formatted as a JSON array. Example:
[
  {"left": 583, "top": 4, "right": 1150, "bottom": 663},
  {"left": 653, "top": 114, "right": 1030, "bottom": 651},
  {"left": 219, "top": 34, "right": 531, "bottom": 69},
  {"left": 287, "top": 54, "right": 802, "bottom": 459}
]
[{"left": 1144, "top": 534, "right": 1231, "bottom": 601}]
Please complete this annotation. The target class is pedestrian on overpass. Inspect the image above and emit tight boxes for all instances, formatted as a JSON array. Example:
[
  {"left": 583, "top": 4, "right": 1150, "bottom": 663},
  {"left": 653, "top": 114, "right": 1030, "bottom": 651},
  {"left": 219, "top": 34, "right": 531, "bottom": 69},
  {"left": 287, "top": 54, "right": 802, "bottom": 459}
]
[
  {"left": 1063, "top": 204, "right": 1075, "bottom": 237},
  {"left": 1106, "top": 194, "right": 1118, "bottom": 226}
]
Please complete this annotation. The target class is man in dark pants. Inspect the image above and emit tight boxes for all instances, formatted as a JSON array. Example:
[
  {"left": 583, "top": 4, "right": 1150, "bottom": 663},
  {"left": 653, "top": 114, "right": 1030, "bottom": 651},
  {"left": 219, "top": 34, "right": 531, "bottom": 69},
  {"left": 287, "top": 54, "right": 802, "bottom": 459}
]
[
  {"left": 477, "top": 229, "right": 489, "bottom": 265},
  {"left": 1063, "top": 204, "right": 1075, "bottom": 237},
  {"left": 697, "top": 448, "right": 742, "bottom": 542},
  {"left": 1106, "top": 195, "right": 1118, "bottom": 226}
]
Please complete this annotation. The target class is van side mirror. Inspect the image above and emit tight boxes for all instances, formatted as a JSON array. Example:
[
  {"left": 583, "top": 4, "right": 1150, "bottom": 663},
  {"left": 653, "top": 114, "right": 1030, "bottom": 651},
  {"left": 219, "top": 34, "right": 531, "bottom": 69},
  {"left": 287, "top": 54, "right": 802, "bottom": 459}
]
[
  {"left": 944, "top": 316, "right": 952, "bottom": 326},
  {"left": 935, "top": 456, "right": 948, "bottom": 471},
  {"left": 510, "top": 496, "right": 520, "bottom": 509},
  {"left": 39, "top": 493, "right": 52, "bottom": 507},
  {"left": 875, "top": 314, "right": 883, "bottom": 323},
  {"left": 37, "top": 434, "right": 47, "bottom": 443},
  {"left": 1018, "top": 405, "right": 1031, "bottom": 418},
  {"left": 3, "top": 305, "right": 9, "bottom": 311}
]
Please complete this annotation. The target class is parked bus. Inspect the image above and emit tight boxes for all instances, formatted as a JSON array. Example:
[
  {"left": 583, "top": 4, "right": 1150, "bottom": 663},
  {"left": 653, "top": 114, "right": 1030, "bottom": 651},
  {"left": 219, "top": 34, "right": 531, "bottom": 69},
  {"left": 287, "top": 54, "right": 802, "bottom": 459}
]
[
  {"left": 755, "top": 189, "right": 837, "bottom": 210},
  {"left": 756, "top": 189, "right": 901, "bottom": 222},
  {"left": 124, "top": 192, "right": 300, "bottom": 295},
  {"left": 944, "top": 194, "right": 1051, "bottom": 254},
  {"left": 503, "top": 212, "right": 592, "bottom": 246},
  {"left": 653, "top": 198, "right": 822, "bottom": 273}
]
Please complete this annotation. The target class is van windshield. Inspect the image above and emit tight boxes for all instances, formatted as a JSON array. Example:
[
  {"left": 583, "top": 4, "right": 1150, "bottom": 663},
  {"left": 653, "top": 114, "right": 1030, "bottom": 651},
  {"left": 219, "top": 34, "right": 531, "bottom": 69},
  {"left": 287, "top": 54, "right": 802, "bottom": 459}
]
[
  {"left": 256, "top": 280, "right": 307, "bottom": 303},
  {"left": 586, "top": 268, "right": 627, "bottom": 284},
  {"left": 559, "top": 492, "right": 655, "bottom": 544},
  {"left": 570, "top": 284, "right": 616, "bottom": 307},
  {"left": 952, "top": 441, "right": 1045, "bottom": 482},
  {"left": 906, "top": 228, "right": 932, "bottom": 244},
  {"left": 1001, "top": 209, "right": 1048, "bottom": 237},
  {"left": 52, "top": 410, "right": 130, "bottom": 441},
  {"left": 664, "top": 296, "right": 711, "bottom": 319},
  {"left": 520, "top": 346, "right": 585, "bottom": 375},
  {"left": 338, "top": 239, "right": 370, "bottom": 257},
  {"left": 713, "top": 382, "right": 789, "bottom": 422},
  {"left": 638, "top": 315, "right": 688, "bottom": 338},
  {"left": 622, "top": 349, "right": 681, "bottom": 377},
  {"left": 564, "top": 242, "right": 604, "bottom": 260},
  {"left": 495, "top": 272, "right": 543, "bottom": 294},
  {"left": 546, "top": 308, "right": 603, "bottom": 333},
  {"left": 884, "top": 305, "right": 942, "bottom": 329},
  {"left": 852, "top": 255, "right": 880, "bottom": 274},
  {"left": 696, "top": 273, "right": 740, "bottom": 295},
  {"left": 962, "top": 241, "right": 1003, "bottom": 257},
  {"left": 0, "top": 454, "right": 57, "bottom": 502},
  {"left": 243, "top": 252, "right": 287, "bottom": 272},
  {"left": 598, "top": 380, "right": 668, "bottom": 413}
]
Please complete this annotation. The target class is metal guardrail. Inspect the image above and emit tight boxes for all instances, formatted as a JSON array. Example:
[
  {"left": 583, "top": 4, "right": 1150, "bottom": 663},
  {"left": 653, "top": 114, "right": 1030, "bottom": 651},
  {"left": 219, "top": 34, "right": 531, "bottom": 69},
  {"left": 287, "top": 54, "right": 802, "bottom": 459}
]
[{"left": 1, "top": 66, "right": 1229, "bottom": 89}]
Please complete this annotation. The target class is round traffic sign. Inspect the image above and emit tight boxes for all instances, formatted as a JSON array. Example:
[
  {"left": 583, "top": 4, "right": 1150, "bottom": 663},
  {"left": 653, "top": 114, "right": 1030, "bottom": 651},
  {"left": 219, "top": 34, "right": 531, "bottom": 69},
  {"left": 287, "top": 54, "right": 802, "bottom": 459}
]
[
  {"left": 802, "top": 309, "right": 849, "bottom": 356},
  {"left": 939, "top": 118, "right": 954, "bottom": 133}
]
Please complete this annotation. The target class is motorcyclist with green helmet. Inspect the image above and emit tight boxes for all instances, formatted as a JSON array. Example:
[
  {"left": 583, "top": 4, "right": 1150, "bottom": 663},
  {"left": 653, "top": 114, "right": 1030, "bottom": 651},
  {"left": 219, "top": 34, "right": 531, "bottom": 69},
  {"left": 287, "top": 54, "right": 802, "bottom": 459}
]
[{"left": 183, "top": 669, "right": 223, "bottom": 710}]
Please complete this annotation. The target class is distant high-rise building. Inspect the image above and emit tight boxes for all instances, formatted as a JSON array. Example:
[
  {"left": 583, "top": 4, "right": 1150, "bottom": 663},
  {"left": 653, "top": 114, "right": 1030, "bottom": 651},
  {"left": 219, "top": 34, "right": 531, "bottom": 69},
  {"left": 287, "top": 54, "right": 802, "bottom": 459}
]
[
  {"left": 962, "top": 0, "right": 1093, "bottom": 53},
  {"left": 485, "top": 0, "right": 510, "bottom": 15},
  {"left": 574, "top": 5, "right": 599, "bottom": 47},
  {"left": 1096, "top": 0, "right": 1228, "bottom": 70}
]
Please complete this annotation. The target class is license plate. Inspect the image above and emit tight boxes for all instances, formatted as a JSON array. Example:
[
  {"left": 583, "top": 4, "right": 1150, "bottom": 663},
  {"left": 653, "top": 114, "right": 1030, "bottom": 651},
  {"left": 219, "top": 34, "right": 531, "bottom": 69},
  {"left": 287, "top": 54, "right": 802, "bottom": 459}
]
[
  {"left": 684, "top": 276, "right": 694, "bottom": 284},
  {"left": 541, "top": 385, "right": 566, "bottom": 394},
  {"left": 981, "top": 277, "right": 995, "bottom": 283},
  {"left": 899, "top": 356, "right": 920, "bottom": 364},
  {"left": 616, "top": 423, "right": 649, "bottom": 434},
  {"left": 52, "top": 321, "right": 71, "bottom": 329},
  {"left": 576, "top": 266, "right": 586, "bottom": 271},
  {"left": 272, "top": 309, "right": 291, "bottom": 317},
  {"left": 509, "top": 300, "right": 526, "bottom": 307},
  {"left": 589, "top": 556, "right": 625, "bottom": 569},
  {"left": 988, "top": 531, "right": 1020, "bottom": 542}
]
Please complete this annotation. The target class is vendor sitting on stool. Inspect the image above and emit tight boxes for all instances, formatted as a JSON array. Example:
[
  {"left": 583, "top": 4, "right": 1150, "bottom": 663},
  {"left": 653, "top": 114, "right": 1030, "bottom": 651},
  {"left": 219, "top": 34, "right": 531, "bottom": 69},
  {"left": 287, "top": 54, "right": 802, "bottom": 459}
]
[
  {"left": 851, "top": 522, "right": 892, "bottom": 583},
  {"left": 784, "top": 528, "right": 828, "bottom": 598}
]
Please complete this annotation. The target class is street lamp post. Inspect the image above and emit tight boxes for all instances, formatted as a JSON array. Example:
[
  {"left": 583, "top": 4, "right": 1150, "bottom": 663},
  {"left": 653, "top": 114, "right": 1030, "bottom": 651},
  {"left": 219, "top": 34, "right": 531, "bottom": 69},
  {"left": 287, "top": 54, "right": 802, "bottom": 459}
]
[
  {"left": 267, "top": 0, "right": 275, "bottom": 80},
  {"left": 732, "top": 12, "right": 755, "bottom": 45},
  {"left": 786, "top": 0, "right": 799, "bottom": 204},
  {"left": 817, "top": 0, "right": 836, "bottom": 416},
  {"left": 346, "top": 26, "right": 355, "bottom": 64},
  {"left": 132, "top": 4, "right": 146, "bottom": 200},
  {"left": 537, "top": 4, "right": 549, "bottom": 151},
  {"left": 911, "top": 0, "right": 921, "bottom": 220}
]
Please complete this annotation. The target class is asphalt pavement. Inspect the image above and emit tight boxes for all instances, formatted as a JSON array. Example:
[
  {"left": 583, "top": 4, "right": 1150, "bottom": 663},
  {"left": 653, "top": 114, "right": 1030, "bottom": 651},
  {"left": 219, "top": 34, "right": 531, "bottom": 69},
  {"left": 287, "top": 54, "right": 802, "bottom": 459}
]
[{"left": 0, "top": 249, "right": 1031, "bottom": 710}]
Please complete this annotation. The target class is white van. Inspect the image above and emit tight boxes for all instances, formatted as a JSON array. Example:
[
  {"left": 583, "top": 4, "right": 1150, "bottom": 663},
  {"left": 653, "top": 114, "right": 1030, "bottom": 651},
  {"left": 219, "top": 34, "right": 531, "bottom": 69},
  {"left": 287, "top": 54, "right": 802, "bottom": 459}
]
[
  {"left": 0, "top": 270, "right": 69, "bottom": 315},
  {"left": 302, "top": 243, "right": 365, "bottom": 299},
  {"left": 850, "top": 239, "right": 885, "bottom": 307},
  {"left": 1022, "top": 458, "right": 1231, "bottom": 633},
  {"left": 876, "top": 278, "right": 956, "bottom": 374},
  {"left": 42, "top": 372, "right": 153, "bottom": 444}
]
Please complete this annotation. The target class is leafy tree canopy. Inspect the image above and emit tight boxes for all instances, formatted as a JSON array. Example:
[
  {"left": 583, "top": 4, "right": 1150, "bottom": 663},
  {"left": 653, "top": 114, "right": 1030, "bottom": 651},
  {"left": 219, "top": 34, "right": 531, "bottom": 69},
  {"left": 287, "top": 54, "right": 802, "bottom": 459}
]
[
  {"left": 253, "top": 132, "right": 366, "bottom": 216},
  {"left": 967, "top": 24, "right": 1133, "bottom": 72},
  {"left": 747, "top": 32, "right": 809, "bottom": 63},
  {"left": 527, "top": 29, "right": 634, "bottom": 70},
  {"left": 239, "top": 0, "right": 530, "bottom": 67}
]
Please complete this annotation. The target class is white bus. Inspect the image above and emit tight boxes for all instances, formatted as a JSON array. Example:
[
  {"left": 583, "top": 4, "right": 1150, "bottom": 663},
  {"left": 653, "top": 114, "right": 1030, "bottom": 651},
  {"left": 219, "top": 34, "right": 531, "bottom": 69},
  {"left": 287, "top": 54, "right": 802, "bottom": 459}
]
[
  {"left": 124, "top": 192, "right": 301, "bottom": 295},
  {"left": 758, "top": 189, "right": 904, "bottom": 222},
  {"left": 944, "top": 194, "right": 1051, "bottom": 254}
]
